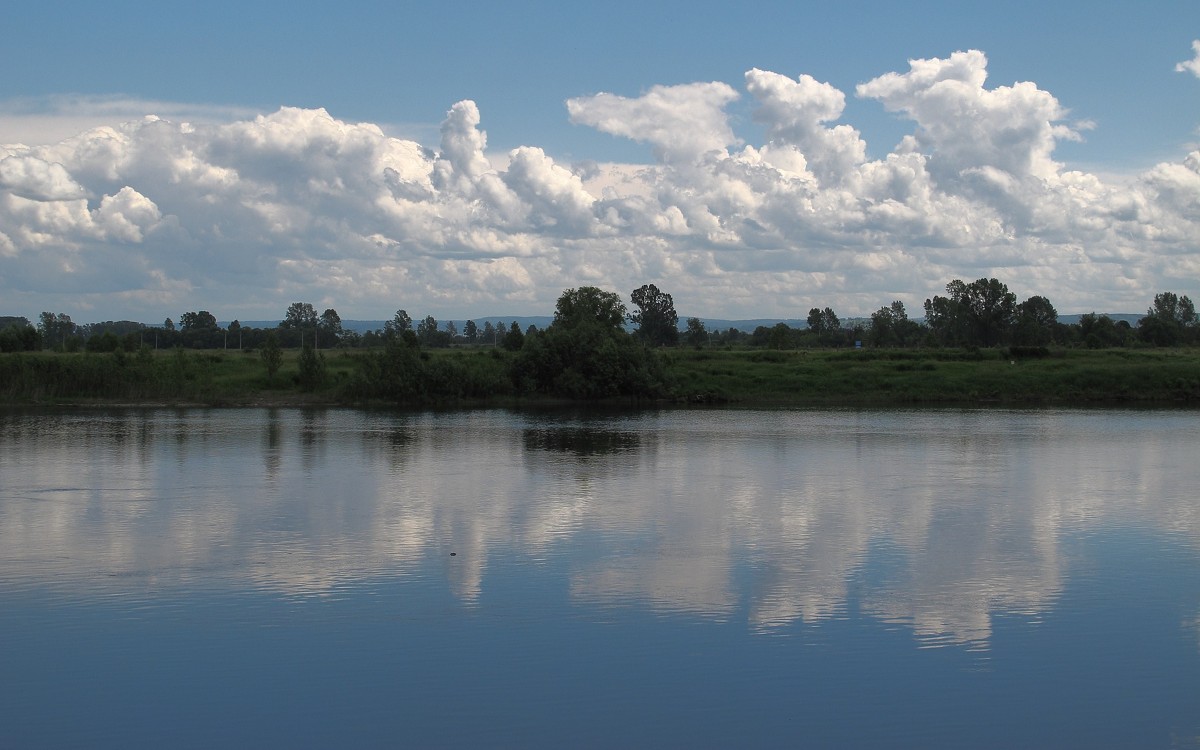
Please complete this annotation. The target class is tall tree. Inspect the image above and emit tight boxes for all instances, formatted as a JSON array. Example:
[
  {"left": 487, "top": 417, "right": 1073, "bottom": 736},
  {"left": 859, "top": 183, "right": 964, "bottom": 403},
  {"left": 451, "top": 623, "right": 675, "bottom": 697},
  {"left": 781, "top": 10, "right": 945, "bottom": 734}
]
[
  {"left": 959, "top": 278, "right": 1017, "bottom": 347},
  {"left": 555, "top": 287, "right": 627, "bottom": 330},
  {"left": 925, "top": 278, "right": 1016, "bottom": 347},
  {"left": 807, "top": 307, "right": 841, "bottom": 345},
  {"left": 415, "top": 312, "right": 448, "bottom": 345},
  {"left": 869, "top": 301, "right": 919, "bottom": 347},
  {"left": 281, "top": 302, "right": 318, "bottom": 329},
  {"left": 464, "top": 319, "right": 479, "bottom": 343},
  {"left": 513, "top": 286, "right": 664, "bottom": 400},
  {"left": 684, "top": 317, "right": 708, "bottom": 348},
  {"left": 629, "top": 284, "right": 679, "bottom": 346},
  {"left": 1138, "top": 291, "right": 1197, "bottom": 346},
  {"left": 37, "top": 312, "right": 76, "bottom": 350},
  {"left": 502, "top": 321, "right": 525, "bottom": 351},
  {"left": 1013, "top": 295, "right": 1058, "bottom": 345},
  {"left": 384, "top": 309, "right": 413, "bottom": 336},
  {"left": 179, "top": 310, "right": 218, "bottom": 331},
  {"left": 318, "top": 308, "right": 343, "bottom": 347}
]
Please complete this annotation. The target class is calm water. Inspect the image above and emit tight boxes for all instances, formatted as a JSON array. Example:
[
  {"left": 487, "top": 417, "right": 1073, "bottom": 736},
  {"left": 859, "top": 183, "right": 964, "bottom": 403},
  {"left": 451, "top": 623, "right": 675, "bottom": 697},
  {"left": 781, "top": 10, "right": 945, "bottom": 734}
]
[{"left": 1, "top": 407, "right": 1198, "bottom": 748}]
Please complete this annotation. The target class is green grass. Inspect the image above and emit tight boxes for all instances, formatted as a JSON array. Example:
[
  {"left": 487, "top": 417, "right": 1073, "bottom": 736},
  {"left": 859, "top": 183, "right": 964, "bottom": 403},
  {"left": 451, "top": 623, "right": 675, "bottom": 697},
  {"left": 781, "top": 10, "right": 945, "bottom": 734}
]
[
  {"left": 3, "top": 345, "right": 1198, "bottom": 407},
  {"left": 661, "top": 347, "right": 1200, "bottom": 405}
]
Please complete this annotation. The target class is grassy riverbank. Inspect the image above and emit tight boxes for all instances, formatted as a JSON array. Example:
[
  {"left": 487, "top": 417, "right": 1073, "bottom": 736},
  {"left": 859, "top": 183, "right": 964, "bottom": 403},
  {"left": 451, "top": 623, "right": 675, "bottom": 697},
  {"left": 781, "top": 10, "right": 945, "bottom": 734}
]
[
  {"left": 663, "top": 347, "right": 1200, "bottom": 405},
  {"left": 2, "top": 345, "right": 1198, "bottom": 407}
]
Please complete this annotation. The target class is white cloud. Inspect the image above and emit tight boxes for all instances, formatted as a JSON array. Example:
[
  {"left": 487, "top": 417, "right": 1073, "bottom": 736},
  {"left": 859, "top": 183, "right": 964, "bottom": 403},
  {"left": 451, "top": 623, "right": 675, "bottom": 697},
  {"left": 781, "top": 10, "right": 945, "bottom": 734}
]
[
  {"left": 0, "top": 52, "right": 1198, "bottom": 322},
  {"left": 745, "top": 68, "right": 867, "bottom": 186},
  {"left": 566, "top": 82, "right": 740, "bottom": 163},
  {"left": 0, "top": 95, "right": 260, "bottom": 147},
  {"left": 1176, "top": 40, "right": 1200, "bottom": 78},
  {"left": 856, "top": 50, "right": 1078, "bottom": 183},
  {"left": 0, "top": 153, "right": 87, "bottom": 201}
]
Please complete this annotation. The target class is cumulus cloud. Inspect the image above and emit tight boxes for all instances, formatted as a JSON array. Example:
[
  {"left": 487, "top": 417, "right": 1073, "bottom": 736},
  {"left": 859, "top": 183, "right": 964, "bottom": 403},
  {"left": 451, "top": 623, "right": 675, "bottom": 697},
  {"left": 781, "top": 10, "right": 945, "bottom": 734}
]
[
  {"left": 1177, "top": 40, "right": 1200, "bottom": 78},
  {"left": 856, "top": 50, "right": 1079, "bottom": 183},
  {"left": 0, "top": 50, "right": 1198, "bottom": 322},
  {"left": 566, "top": 82, "right": 740, "bottom": 163},
  {"left": 745, "top": 68, "right": 867, "bottom": 186}
]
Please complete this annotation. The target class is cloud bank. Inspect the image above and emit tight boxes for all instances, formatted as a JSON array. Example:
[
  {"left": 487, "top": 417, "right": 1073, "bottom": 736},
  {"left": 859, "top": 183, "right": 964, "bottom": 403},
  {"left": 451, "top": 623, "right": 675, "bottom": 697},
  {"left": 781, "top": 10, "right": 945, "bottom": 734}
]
[{"left": 1, "top": 49, "right": 1198, "bottom": 321}]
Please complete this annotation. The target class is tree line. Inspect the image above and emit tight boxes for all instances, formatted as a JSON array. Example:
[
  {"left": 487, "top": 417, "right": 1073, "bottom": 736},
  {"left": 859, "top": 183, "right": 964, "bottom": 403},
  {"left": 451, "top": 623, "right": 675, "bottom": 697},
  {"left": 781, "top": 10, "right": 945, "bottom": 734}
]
[
  {"left": 1, "top": 279, "right": 1197, "bottom": 404},
  {"left": 1, "top": 278, "right": 1197, "bottom": 357}
]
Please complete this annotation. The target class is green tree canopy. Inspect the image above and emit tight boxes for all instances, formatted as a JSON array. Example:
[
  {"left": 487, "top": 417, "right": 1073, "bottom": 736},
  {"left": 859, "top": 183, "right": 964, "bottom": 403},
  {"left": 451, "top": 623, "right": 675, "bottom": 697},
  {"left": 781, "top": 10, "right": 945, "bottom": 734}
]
[
  {"left": 869, "top": 301, "right": 921, "bottom": 347},
  {"left": 630, "top": 283, "right": 679, "bottom": 346},
  {"left": 1013, "top": 295, "right": 1059, "bottom": 345},
  {"left": 1139, "top": 292, "right": 1197, "bottom": 345},
  {"left": 554, "top": 287, "right": 627, "bottom": 330},
  {"left": 318, "top": 308, "right": 343, "bottom": 347},
  {"left": 280, "top": 302, "right": 318, "bottom": 329},
  {"left": 925, "top": 278, "right": 1017, "bottom": 347},
  {"left": 684, "top": 317, "right": 708, "bottom": 348},
  {"left": 179, "top": 311, "right": 218, "bottom": 331},
  {"left": 384, "top": 309, "right": 413, "bottom": 335},
  {"left": 807, "top": 307, "right": 841, "bottom": 345},
  {"left": 514, "top": 286, "right": 664, "bottom": 400}
]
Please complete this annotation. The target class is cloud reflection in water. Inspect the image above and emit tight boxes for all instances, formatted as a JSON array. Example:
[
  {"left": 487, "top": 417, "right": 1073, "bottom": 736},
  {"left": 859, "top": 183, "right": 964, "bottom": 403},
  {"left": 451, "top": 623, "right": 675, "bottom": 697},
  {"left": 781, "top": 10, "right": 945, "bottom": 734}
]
[{"left": 0, "top": 407, "right": 1197, "bottom": 649}]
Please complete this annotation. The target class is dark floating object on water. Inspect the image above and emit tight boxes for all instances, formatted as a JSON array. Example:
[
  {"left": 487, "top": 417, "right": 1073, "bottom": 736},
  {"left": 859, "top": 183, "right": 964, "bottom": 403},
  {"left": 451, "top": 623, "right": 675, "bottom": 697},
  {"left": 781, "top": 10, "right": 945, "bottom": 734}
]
[{"left": 450, "top": 552, "right": 456, "bottom": 556}]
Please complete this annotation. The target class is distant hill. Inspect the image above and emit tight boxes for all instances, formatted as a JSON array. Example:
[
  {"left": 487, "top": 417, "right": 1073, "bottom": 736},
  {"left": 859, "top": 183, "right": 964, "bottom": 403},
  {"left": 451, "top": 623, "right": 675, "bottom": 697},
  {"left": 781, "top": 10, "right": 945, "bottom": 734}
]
[{"left": 1057, "top": 313, "right": 1142, "bottom": 325}]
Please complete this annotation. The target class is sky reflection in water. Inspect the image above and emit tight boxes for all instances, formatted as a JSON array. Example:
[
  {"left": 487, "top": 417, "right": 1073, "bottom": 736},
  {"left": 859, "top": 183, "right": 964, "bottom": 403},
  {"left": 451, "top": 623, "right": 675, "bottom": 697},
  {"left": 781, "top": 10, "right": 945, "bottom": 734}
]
[{"left": 1, "top": 407, "right": 1198, "bottom": 748}]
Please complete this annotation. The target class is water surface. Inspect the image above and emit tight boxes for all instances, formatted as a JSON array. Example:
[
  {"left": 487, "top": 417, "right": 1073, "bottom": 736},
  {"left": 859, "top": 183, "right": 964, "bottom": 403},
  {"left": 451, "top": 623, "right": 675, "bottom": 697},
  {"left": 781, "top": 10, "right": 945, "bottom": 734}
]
[{"left": 1, "top": 407, "right": 1198, "bottom": 748}]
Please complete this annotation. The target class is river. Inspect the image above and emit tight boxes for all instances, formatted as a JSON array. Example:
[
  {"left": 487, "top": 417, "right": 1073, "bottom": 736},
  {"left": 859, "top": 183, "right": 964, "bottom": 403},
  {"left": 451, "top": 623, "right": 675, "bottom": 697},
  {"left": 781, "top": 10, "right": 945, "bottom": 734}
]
[{"left": 1, "top": 407, "right": 1198, "bottom": 748}]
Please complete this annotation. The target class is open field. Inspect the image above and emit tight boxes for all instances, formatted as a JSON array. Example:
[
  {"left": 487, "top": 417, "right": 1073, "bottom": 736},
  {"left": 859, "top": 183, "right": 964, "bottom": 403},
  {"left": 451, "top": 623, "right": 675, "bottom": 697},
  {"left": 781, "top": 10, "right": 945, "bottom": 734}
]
[
  {"left": 2, "top": 345, "right": 1198, "bottom": 407},
  {"left": 662, "top": 347, "right": 1200, "bottom": 405}
]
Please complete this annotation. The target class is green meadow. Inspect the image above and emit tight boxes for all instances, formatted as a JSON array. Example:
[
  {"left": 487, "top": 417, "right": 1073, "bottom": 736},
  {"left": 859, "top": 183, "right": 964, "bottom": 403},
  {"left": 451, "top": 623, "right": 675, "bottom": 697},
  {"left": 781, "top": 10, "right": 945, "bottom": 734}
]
[{"left": 2, "top": 345, "right": 1198, "bottom": 407}]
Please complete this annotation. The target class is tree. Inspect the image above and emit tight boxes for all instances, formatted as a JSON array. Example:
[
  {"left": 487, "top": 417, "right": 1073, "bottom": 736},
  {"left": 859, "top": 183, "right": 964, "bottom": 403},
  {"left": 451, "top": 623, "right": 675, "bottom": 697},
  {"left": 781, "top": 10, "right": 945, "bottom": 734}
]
[
  {"left": 513, "top": 286, "right": 664, "bottom": 400},
  {"left": 869, "top": 301, "right": 918, "bottom": 347},
  {"left": 38, "top": 312, "right": 76, "bottom": 351},
  {"left": 278, "top": 302, "right": 316, "bottom": 328},
  {"left": 281, "top": 302, "right": 318, "bottom": 329},
  {"left": 502, "top": 321, "right": 525, "bottom": 351},
  {"left": 1139, "top": 292, "right": 1197, "bottom": 346},
  {"left": 464, "top": 320, "right": 479, "bottom": 343},
  {"left": 1013, "top": 295, "right": 1058, "bottom": 346},
  {"left": 0, "top": 323, "right": 40, "bottom": 352},
  {"left": 445, "top": 320, "right": 459, "bottom": 339},
  {"left": 923, "top": 294, "right": 965, "bottom": 346},
  {"left": 684, "top": 317, "right": 708, "bottom": 348},
  {"left": 807, "top": 307, "right": 841, "bottom": 345},
  {"left": 384, "top": 309, "right": 413, "bottom": 336},
  {"left": 164, "top": 317, "right": 175, "bottom": 331},
  {"left": 259, "top": 331, "right": 283, "bottom": 384},
  {"left": 179, "top": 310, "right": 218, "bottom": 331},
  {"left": 228, "top": 320, "right": 244, "bottom": 349},
  {"left": 554, "top": 287, "right": 627, "bottom": 330},
  {"left": 297, "top": 342, "right": 327, "bottom": 391},
  {"left": 318, "top": 308, "right": 343, "bottom": 348},
  {"left": 925, "top": 278, "right": 1016, "bottom": 347},
  {"left": 482, "top": 320, "right": 496, "bottom": 345},
  {"left": 957, "top": 278, "right": 1017, "bottom": 347},
  {"left": 630, "top": 283, "right": 679, "bottom": 346},
  {"left": 769, "top": 322, "right": 794, "bottom": 350},
  {"left": 417, "top": 315, "right": 439, "bottom": 346}
]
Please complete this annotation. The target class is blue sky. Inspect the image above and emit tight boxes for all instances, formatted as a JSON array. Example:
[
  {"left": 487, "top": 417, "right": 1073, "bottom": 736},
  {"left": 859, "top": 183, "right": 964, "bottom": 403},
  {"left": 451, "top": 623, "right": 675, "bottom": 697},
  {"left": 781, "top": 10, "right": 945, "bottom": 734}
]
[{"left": 2, "top": 1, "right": 1199, "bottom": 322}]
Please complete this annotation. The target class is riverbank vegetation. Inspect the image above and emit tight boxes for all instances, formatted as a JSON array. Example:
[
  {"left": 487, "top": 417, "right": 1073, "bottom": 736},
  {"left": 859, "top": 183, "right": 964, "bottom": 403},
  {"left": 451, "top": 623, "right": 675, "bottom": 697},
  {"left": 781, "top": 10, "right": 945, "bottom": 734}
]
[
  {"left": 2, "top": 340, "right": 1198, "bottom": 408},
  {"left": 2, "top": 280, "right": 1198, "bottom": 407}
]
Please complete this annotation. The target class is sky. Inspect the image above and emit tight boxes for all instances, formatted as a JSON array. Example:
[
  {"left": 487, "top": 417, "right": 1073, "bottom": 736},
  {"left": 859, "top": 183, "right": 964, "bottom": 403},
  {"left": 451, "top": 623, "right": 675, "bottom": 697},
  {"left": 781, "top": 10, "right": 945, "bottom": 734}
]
[{"left": 2, "top": 1, "right": 1199, "bottom": 324}]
